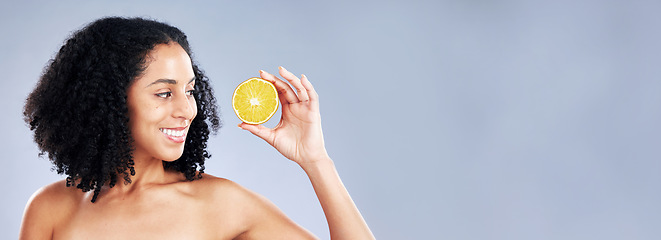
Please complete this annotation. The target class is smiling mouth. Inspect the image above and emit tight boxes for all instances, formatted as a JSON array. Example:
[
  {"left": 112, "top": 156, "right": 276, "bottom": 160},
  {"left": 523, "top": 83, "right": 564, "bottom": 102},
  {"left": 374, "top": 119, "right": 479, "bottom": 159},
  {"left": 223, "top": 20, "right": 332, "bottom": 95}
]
[{"left": 159, "top": 128, "right": 186, "bottom": 137}]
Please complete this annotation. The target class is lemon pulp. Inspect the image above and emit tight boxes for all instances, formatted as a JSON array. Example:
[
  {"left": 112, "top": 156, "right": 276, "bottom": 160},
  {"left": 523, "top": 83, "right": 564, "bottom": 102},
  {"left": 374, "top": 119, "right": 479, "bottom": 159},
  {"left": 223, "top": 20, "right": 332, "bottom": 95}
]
[{"left": 232, "top": 77, "right": 279, "bottom": 124}]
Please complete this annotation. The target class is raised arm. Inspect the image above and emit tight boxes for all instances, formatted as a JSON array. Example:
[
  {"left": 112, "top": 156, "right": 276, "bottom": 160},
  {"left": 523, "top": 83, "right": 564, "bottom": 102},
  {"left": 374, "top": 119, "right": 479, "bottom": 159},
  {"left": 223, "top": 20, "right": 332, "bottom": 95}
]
[{"left": 238, "top": 67, "right": 375, "bottom": 239}]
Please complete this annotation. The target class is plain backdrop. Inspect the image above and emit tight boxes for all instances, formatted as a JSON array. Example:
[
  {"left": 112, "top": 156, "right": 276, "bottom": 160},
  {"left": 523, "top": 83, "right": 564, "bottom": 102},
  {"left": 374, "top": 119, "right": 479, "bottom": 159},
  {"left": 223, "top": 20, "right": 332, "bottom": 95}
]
[{"left": 1, "top": 0, "right": 660, "bottom": 239}]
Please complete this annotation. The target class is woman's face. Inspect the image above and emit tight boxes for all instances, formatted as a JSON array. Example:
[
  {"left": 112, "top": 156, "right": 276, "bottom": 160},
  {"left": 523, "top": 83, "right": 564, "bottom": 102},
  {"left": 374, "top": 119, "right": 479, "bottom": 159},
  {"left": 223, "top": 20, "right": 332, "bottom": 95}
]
[{"left": 127, "top": 43, "right": 197, "bottom": 162}]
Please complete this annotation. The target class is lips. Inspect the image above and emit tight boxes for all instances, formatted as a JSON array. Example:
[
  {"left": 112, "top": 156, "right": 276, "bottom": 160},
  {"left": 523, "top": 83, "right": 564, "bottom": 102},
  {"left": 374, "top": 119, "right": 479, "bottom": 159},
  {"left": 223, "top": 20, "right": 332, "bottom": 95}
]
[{"left": 159, "top": 127, "right": 187, "bottom": 143}]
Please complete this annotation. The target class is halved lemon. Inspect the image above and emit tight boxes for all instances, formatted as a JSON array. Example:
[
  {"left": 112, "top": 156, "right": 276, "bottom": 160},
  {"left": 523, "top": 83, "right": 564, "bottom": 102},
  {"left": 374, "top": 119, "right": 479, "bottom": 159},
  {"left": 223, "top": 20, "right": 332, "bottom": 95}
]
[{"left": 232, "top": 77, "right": 279, "bottom": 125}]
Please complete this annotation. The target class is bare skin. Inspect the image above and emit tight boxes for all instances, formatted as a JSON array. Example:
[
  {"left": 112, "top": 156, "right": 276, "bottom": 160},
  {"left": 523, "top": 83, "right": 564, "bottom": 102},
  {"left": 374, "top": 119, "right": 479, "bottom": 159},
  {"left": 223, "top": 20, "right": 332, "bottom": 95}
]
[{"left": 19, "top": 43, "right": 374, "bottom": 239}]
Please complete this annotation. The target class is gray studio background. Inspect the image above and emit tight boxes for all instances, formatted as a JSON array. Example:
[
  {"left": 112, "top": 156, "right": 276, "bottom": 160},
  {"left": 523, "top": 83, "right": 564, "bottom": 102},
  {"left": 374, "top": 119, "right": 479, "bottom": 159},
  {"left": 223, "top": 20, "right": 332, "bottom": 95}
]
[{"left": 1, "top": 0, "right": 660, "bottom": 239}]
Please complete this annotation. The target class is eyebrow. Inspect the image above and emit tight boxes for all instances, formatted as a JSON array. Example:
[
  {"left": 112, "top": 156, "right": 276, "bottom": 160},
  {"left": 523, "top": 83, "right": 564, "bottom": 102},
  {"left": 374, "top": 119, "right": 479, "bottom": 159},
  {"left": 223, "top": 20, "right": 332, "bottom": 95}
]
[{"left": 146, "top": 77, "right": 196, "bottom": 87}]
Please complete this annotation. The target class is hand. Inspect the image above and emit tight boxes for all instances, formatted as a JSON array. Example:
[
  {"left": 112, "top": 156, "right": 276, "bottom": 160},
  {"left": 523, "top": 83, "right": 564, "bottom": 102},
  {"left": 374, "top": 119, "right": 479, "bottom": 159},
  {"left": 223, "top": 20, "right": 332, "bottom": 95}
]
[{"left": 238, "top": 67, "right": 330, "bottom": 166}]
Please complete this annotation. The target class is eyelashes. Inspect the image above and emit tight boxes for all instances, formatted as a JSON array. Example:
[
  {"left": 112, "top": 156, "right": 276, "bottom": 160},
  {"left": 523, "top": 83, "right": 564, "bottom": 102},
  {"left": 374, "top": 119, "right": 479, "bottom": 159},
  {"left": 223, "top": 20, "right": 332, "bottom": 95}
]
[
  {"left": 156, "top": 92, "right": 172, "bottom": 98},
  {"left": 155, "top": 89, "right": 196, "bottom": 98}
]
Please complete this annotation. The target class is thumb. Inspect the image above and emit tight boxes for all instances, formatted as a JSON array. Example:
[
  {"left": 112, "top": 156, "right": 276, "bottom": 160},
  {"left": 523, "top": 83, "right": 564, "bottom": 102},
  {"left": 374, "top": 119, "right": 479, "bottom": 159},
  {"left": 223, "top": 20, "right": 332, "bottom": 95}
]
[{"left": 238, "top": 123, "right": 275, "bottom": 145}]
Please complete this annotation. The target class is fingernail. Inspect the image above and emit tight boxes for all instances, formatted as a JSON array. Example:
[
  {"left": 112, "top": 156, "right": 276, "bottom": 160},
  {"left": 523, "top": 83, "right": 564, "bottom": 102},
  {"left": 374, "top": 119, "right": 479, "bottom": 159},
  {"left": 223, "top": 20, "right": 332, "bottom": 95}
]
[
  {"left": 259, "top": 70, "right": 265, "bottom": 74},
  {"left": 237, "top": 123, "right": 243, "bottom": 129},
  {"left": 279, "top": 66, "right": 286, "bottom": 71}
]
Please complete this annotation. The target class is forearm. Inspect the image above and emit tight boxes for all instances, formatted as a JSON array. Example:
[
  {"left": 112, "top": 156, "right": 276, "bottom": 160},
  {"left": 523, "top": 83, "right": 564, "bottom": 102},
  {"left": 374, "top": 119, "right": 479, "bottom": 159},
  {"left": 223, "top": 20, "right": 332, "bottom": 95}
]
[{"left": 300, "top": 158, "right": 375, "bottom": 240}]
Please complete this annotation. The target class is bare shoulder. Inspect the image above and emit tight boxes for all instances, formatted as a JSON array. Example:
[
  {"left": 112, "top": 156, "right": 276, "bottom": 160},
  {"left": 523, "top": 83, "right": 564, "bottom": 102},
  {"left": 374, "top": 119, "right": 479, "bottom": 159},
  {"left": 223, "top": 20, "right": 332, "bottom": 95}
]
[
  {"left": 34, "top": 179, "right": 80, "bottom": 199},
  {"left": 193, "top": 173, "right": 283, "bottom": 212},
  {"left": 20, "top": 179, "right": 81, "bottom": 239},
  {"left": 194, "top": 173, "right": 243, "bottom": 192},
  {"left": 24, "top": 179, "right": 80, "bottom": 216},
  {"left": 193, "top": 173, "right": 316, "bottom": 239},
  {"left": 189, "top": 173, "right": 265, "bottom": 209}
]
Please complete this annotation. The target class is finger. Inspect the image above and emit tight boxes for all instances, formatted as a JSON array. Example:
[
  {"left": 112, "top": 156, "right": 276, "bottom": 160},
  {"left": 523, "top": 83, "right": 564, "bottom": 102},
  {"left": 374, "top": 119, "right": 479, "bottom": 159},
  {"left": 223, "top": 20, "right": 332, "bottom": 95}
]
[
  {"left": 238, "top": 122, "right": 275, "bottom": 145},
  {"left": 279, "top": 66, "right": 309, "bottom": 102},
  {"left": 260, "top": 70, "right": 296, "bottom": 108},
  {"left": 300, "top": 74, "right": 318, "bottom": 102},
  {"left": 259, "top": 70, "right": 299, "bottom": 104}
]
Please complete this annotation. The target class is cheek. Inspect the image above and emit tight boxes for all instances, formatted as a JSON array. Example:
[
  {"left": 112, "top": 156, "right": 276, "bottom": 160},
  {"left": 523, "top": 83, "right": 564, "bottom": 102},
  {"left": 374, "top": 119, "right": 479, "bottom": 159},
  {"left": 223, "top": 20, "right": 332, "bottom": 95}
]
[
  {"left": 191, "top": 98, "right": 198, "bottom": 118},
  {"left": 130, "top": 102, "right": 166, "bottom": 130}
]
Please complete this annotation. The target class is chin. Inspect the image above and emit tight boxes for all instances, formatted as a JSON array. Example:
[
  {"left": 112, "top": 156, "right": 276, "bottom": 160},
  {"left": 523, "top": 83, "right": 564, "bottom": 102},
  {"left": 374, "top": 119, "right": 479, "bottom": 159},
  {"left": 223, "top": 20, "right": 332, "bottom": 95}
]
[
  {"left": 158, "top": 148, "right": 186, "bottom": 162},
  {"left": 161, "top": 158, "right": 181, "bottom": 163}
]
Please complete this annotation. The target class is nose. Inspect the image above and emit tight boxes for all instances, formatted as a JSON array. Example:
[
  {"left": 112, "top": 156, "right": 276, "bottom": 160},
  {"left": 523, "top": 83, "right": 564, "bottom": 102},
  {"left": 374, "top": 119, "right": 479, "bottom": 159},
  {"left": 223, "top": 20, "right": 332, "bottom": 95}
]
[{"left": 172, "top": 91, "right": 196, "bottom": 121}]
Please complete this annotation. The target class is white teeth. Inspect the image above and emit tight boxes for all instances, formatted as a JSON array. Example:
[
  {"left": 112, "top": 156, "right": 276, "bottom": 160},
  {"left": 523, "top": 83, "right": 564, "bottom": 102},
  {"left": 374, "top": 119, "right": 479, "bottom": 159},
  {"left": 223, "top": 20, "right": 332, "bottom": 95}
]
[{"left": 160, "top": 128, "right": 185, "bottom": 137}]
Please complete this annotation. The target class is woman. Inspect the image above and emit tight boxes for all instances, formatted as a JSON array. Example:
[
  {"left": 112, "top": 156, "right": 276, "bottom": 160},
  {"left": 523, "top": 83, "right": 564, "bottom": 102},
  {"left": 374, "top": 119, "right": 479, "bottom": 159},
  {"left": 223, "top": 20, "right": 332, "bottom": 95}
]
[{"left": 19, "top": 17, "right": 374, "bottom": 239}]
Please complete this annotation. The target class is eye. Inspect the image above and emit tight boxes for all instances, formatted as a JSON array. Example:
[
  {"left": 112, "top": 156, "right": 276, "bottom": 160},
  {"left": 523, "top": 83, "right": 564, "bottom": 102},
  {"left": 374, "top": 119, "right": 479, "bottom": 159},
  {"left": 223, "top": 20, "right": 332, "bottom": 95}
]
[
  {"left": 156, "top": 92, "right": 172, "bottom": 98},
  {"left": 186, "top": 89, "right": 196, "bottom": 96}
]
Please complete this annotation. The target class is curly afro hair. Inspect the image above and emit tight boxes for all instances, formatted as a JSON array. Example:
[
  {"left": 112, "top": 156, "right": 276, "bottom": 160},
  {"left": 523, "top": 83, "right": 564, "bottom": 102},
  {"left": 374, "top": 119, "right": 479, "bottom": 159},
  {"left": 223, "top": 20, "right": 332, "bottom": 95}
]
[{"left": 23, "top": 17, "right": 221, "bottom": 202}]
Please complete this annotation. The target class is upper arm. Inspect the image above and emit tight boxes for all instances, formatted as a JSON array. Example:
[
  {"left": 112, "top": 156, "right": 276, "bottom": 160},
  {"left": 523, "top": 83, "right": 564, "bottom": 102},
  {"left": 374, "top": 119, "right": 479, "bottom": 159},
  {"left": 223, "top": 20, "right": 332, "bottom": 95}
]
[
  {"left": 19, "top": 181, "right": 70, "bottom": 240},
  {"left": 204, "top": 177, "right": 317, "bottom": 240}
]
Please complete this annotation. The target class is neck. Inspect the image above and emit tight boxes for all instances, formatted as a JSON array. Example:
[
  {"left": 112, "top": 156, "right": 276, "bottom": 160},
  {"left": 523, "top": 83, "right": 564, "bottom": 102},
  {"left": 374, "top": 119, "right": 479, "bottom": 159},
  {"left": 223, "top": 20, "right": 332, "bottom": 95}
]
[
  {"left": 113, "top": 152, "right": 174, "bottom": 193},
  {"left": 85, "top": 151, "right": 185, "bottom": 203}
]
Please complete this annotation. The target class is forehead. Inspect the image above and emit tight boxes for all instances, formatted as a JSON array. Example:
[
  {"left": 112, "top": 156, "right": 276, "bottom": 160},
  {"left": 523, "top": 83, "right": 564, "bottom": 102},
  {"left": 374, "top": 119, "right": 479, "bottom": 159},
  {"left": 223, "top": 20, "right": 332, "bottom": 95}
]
[{"left": 134, "top": 43, "right": 195, "bottom": 86}]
